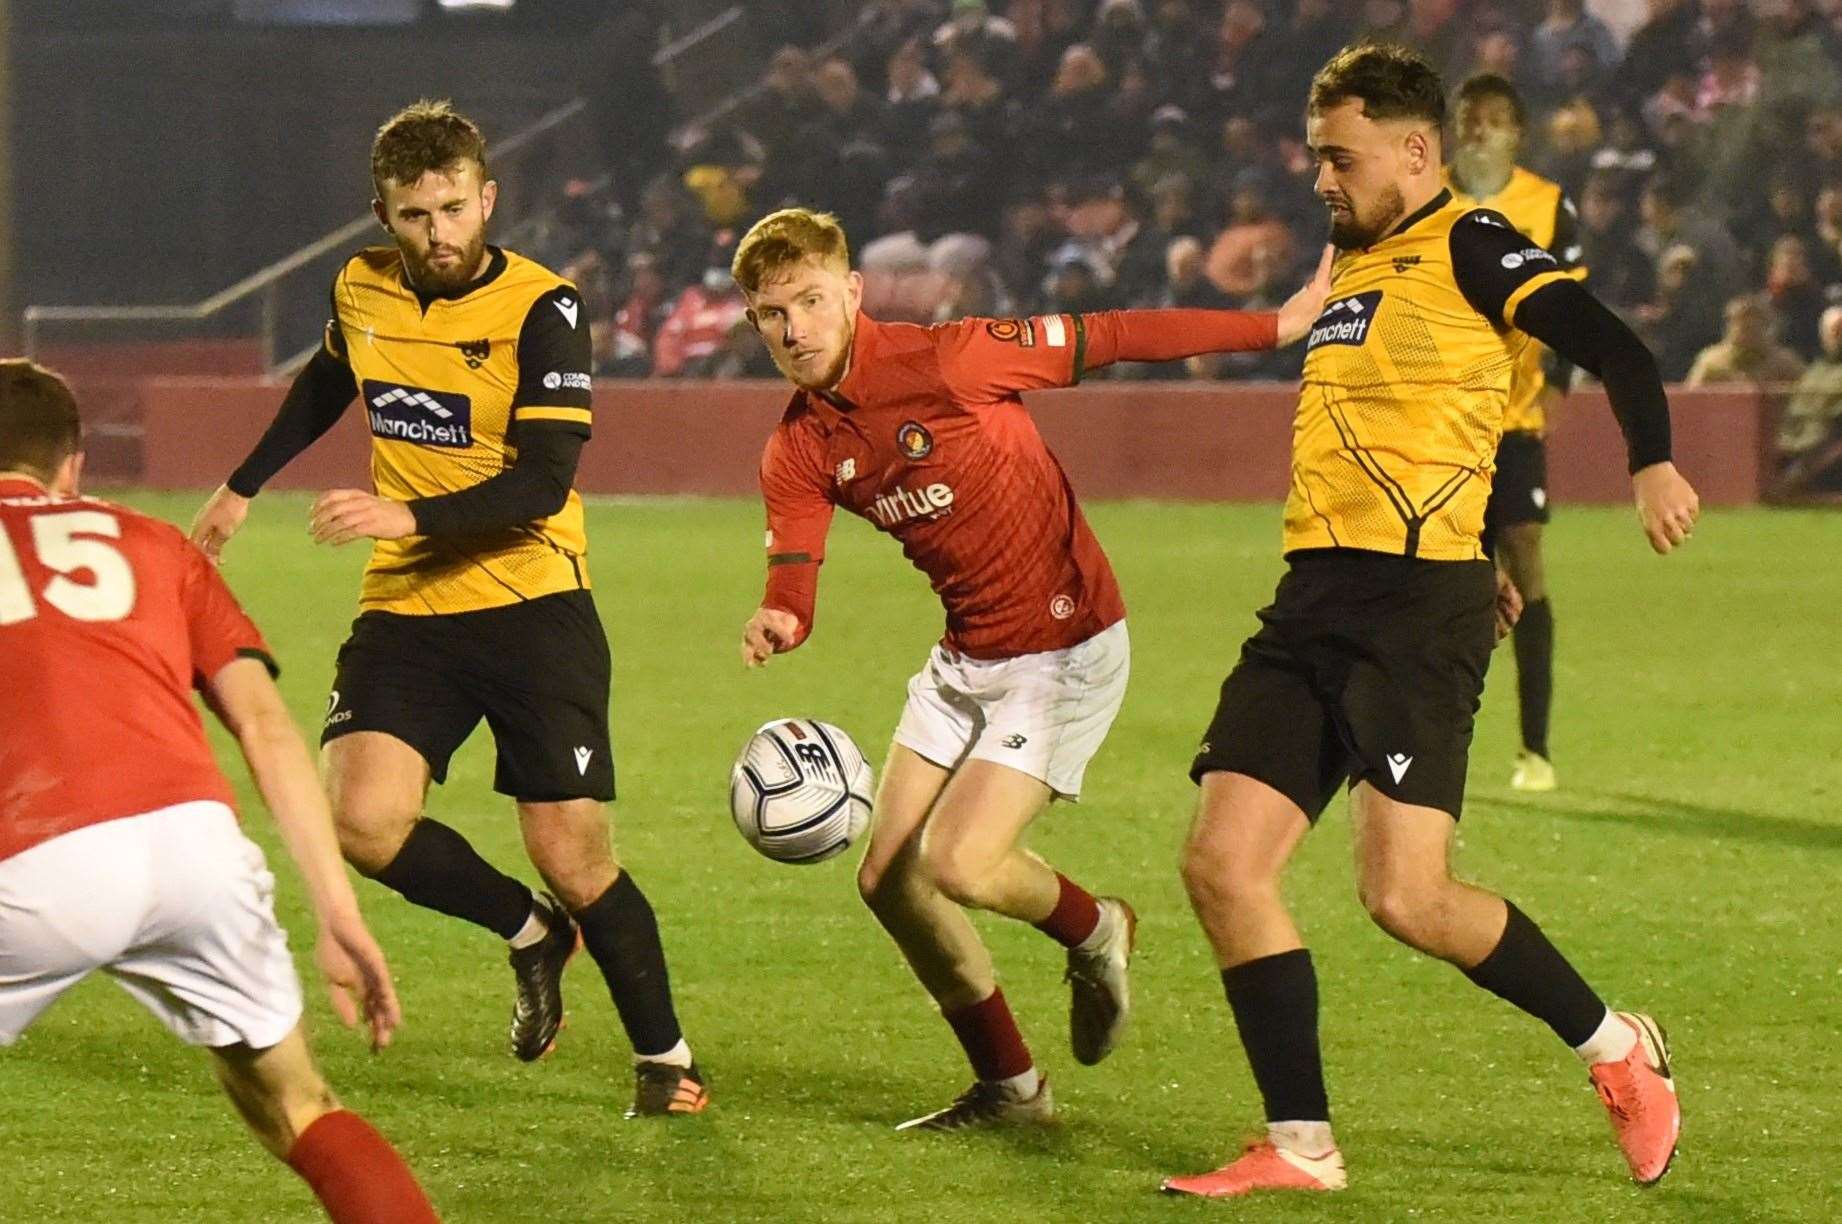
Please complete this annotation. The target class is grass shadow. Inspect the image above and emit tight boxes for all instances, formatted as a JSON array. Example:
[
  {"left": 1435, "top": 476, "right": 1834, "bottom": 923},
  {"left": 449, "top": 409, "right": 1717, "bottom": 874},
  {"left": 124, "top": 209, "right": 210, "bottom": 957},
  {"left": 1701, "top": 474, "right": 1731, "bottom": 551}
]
[{"left": 1474, "top": 789, "right": 1842, "bottom": 854}]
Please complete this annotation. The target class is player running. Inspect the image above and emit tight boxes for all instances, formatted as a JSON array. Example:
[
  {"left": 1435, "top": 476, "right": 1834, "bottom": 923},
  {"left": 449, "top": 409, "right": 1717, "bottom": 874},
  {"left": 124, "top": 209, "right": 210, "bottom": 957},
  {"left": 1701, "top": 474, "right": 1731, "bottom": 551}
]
[
  {"left": 189, "top": 101, "right": 705, "bottom": 1117},
  {"left": 1162, "top": 44, "right": 1696, "bottom": 1198},
  {"left": 734, "top": 208, "right": 1330, "bottom": 1130},
  {"left": 1447, "top": 72, "right": 1585, "bottom": 793},
  {"left": 0, "top": 359, "right": 439, "bottom": 1223}
]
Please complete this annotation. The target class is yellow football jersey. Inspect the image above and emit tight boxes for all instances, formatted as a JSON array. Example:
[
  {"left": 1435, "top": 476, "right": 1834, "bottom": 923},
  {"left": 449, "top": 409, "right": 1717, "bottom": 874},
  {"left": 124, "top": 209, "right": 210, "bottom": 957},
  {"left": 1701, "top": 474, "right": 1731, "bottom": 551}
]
[
  {"left": 326, "top": 246, "right": 594, "bottom": 614},
  {"left": 1446, "top": 165, "right": 1586, "bottom": 434},
  {"left": 1287, "top": 190, "right": 1574, "bottom": 560}
]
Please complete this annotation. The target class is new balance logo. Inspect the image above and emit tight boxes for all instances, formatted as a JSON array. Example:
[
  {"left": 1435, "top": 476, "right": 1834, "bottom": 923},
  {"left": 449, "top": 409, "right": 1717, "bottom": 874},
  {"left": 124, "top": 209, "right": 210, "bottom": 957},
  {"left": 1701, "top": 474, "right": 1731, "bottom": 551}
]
[
  {"left": 999, "top": 734, "right": 1029, "bottom": 750},
  {"left": 554, "top": 296, "right": 579, "bottom": 328},
  {"left": 836, "top": 458, "right": 856, "bottom": 485},
  {"left": 1386, "top": 753, "right": 1413, "bottom": 784},
  {"left": 362, "top": 380, "right": 473, "bottom": 448},
  {"left": 573, "top": 746, "right": 593, "bottom": 776}
]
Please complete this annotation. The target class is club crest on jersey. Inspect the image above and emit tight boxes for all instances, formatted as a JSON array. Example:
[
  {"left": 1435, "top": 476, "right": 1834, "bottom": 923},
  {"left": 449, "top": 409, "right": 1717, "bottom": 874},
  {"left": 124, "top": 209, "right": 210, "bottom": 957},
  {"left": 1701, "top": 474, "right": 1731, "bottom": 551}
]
[
  {"left": 896, "top": 420, "right": 934, "bottom": 461},
  {"left": 1306, "top": 290, "right": 1384, "bottom": 352},
  {"left": 456, "top": 338, "right": 491, "bottom": 369},
  {"left": 362, "top": 379, "right": 474, "bottom": 448}
]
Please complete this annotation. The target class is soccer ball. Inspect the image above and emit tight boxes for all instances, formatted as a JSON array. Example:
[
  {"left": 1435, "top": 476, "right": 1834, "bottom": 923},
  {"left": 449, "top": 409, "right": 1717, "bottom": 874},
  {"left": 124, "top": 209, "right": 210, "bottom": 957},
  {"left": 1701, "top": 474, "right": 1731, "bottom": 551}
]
[{"left": 729, "top": 718, "right": 874, "bottom": 864}]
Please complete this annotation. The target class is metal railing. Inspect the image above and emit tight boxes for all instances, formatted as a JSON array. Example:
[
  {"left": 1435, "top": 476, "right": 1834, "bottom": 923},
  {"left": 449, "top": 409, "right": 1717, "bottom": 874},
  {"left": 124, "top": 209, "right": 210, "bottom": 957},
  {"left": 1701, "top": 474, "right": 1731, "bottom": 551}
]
[
  {"left": 22, "top": 4, "right": 747, "bottom": 377},
  {"left": 22, "top": 97, "right": 588, "bottom": 374}
]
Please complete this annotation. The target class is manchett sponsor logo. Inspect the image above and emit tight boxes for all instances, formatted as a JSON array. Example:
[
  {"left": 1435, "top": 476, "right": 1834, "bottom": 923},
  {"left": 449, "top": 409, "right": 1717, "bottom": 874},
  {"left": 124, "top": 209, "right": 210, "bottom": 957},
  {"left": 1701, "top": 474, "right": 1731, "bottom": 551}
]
[
  {"left": 1306, "top": 290, "right": 1383, "bottom": 351},
  {"left": 542, "top": 371, "right": 592, "bottom": 391},
  {"left": 363, "top": 380, "right": 473, "bottom": 448},
  {"left": 867, "top": 482, "right": 955, "bottom": 527}
]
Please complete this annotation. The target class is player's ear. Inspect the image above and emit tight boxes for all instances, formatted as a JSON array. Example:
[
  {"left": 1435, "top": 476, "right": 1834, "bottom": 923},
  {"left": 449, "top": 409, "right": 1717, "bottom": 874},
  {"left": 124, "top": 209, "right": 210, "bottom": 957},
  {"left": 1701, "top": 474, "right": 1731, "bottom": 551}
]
[
  {"left": 744, "top": 306, "right": 759, "bottom": 331},
  {"left": 845, "top": 270, "right": 863, "bottom": 312},
  {"left": 479, "top": 178, "right": 499, "bottom": 223},
  {"left": 1404, "top": 126, "right": 1432, "bottom": 175},
  {"left": 372, "top": 197, "right": 390, "bottom": 234},
  {"left": 55, "top": 451, "right": 83, "bottom": 498}
]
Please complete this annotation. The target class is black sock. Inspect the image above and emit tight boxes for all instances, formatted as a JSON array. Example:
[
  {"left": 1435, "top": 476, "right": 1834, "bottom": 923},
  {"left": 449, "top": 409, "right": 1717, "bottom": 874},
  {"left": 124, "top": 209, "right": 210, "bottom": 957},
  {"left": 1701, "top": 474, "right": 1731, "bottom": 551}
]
[
  {"left": 573, "top": 872, "right": 684, "bottom": 1058},
  {"left": 1222, "top": 950, "right": 1330, "bottom": 1123},
  {"left": 1513, "top": 598, "right": 1554, "bottom": 758},
  {"left": 1463, "top": 902, "right": 1606, "bottom": 1047},
  {"left": 370, "top": 819, "right": 534, "bottom": 940}
]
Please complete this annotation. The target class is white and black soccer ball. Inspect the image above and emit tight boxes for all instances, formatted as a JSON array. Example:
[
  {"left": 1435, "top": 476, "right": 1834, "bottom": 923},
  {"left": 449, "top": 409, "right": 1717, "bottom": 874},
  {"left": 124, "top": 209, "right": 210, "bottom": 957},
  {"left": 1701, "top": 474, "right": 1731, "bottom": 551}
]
[{"left": 729, "top": 718, "right": 874, "bottom": 864}]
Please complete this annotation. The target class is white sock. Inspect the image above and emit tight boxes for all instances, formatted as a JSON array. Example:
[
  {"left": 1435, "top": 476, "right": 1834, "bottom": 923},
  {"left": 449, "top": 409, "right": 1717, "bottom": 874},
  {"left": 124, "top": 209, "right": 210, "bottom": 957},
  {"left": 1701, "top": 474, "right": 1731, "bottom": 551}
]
[
  {"left": 1267, "top": 1120, "right": 1336, "bottom": 1156},
  {"left": 506, "top": 896, "right": 548, "bottom": 950},
  {"left": 993, "top": 1066, "right": 1041, "bottom": 1100},
  {"left": 1073, "top": 901, "right": 1115, "bottom": 955},
  {"left": 637, "top": 1037, "right": 693, "bottom": 1069},
  {"left": 1573, "top": 1008, "right": 1637, "bottom": 1065}
]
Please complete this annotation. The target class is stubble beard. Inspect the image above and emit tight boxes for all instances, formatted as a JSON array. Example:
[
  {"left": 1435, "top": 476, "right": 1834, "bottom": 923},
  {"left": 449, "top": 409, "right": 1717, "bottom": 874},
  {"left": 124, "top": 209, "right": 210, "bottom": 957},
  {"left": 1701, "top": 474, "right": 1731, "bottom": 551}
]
[{"left": 1328, "top": 184, "right": 1407, "bottom": 251}]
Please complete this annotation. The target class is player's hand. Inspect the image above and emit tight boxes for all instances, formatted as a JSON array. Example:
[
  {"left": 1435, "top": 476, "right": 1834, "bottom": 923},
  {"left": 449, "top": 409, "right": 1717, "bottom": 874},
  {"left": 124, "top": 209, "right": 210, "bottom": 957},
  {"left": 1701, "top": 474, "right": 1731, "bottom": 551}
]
[
  {"left": 309, "top": 489, "right": 417, "bottom": 546},
  {"left": 314, "top": 910, "right": 401, "bottom": 1052},
  {"left": 1275, "top": 245, "right": 1336, "bottom": 346},
  {"left": 1632, "top": 461, "right": 1700, "bottom": 554},
  {"left": 190, "top": 484, "right": 250, "bottom": 562},
  {"left": 741, "top": 606, "right": 802, "bottom": 667},
  {"left": 1494, "top": 568, "right": 1523, "bottom": 642}
]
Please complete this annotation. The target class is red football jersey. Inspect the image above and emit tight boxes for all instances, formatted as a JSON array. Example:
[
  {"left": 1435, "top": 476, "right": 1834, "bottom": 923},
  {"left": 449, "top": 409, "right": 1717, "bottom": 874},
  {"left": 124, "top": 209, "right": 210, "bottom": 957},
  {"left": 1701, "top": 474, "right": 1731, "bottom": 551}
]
[
  {"left": 0, "top": 480, "right": 274, "bottom": 861},
  {"left": 760, "top": 312, "right": 1129, "bottom": 659}
]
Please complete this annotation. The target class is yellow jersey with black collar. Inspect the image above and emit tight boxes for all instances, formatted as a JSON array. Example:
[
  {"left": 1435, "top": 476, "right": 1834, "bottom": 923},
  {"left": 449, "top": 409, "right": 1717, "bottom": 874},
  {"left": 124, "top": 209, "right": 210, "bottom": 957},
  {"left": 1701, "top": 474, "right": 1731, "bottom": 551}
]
[
  {"left": 1446, "top": 165, "right": 1586, "bottom": 434},
  {"left": 1287, "top": 189, "right": 1574, "bottom": 560},
  {"left": 326, "top": 245, "right": 594, "bottom": 614}
]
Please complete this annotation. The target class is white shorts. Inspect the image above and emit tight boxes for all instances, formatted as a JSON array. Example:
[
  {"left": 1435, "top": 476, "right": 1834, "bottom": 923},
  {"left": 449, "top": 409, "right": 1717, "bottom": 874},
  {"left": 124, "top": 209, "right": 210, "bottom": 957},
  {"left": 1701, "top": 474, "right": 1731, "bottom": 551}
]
[
  {"left": 894, "top": 620, "right": 1130, "bottom": 799},
  {"left": 0, "top": 801, "right": 303, "bottom": 1050}
]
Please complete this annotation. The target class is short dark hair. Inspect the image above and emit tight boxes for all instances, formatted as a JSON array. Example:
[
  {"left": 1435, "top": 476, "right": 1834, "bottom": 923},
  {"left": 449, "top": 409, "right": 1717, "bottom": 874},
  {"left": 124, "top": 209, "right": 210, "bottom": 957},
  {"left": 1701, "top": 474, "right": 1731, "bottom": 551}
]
[
  {"left": 1455, "top": 72, "right": 1526, "bottom": 129},
  {"left": 371, "top": 99, "right": 488, "bottom": 195},
  {"left": 1308, "top": 42, "right": 1446, "bottom": 127},
  {"left": 0, "top": 359, "right": 81, "bottom": 481}
]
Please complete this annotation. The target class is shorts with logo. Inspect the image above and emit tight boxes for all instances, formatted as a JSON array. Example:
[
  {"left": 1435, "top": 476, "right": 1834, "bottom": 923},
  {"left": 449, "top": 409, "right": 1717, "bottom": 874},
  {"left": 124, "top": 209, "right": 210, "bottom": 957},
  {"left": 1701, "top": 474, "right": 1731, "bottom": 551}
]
[
  {"left": 1190, "top": 551, "right": 1496, "bottom": 820},
  {"left": 323, "top": 589, "right": 615, "bottom": 802},
  {"left": 1484, "top": 430, "right": 1550, "bottom": 532},
  {"left": 894, "top": 619, "right": 1130, "bottom": 800},
  {"left": 0, "top": 801, "right": 303, "bottom": 1049}
]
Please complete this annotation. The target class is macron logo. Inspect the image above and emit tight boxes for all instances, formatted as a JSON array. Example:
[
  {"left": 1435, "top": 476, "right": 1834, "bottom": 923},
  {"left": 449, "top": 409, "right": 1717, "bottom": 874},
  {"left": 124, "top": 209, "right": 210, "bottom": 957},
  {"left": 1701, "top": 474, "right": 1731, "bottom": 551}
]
[
  {"left": 573, "top": 746, "right": 593, "bottom": 776},
  {"left": 1387, "top": 753, "right": 1413, "bottom": 784},
  {"left": 554, "top": 296, "right": 579, "bottom": 329}
]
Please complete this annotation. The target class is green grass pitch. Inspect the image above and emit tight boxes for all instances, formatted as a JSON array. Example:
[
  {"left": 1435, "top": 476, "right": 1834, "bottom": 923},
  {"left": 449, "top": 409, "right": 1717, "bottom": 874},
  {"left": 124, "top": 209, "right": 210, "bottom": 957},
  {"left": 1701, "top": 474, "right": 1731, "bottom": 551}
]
[{"left": 2, "top": 492, "right": 1838, "bottom": 1222}]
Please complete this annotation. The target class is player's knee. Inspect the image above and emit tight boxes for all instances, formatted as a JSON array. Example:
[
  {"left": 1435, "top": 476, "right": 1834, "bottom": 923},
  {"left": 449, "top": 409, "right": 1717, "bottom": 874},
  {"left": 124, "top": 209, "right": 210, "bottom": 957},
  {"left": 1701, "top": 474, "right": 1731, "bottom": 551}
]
[
  {"left": 924, "top": 842, "right": 998, "bottom": 911},
  {"left": 1179, "top": 834, "right": 1266, "bottom": 916},
  {"left": 1358, "top": 875, "right": 1443, "bottom": 947},
  {"left": 332, "top": 799, "right": 419, "bottom": 875}
]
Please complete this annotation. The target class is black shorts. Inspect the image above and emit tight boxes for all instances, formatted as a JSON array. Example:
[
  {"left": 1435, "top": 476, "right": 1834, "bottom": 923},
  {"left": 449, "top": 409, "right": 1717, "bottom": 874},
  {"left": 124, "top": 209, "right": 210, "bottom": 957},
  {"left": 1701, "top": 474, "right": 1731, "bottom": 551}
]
[
  {"left": 1190, "top": 549, "right": 1497, "bottom": 820},
  {"left": 323, "top": 590, "right": 615, "bottom": 802},
  {"left": 1484, "top": 430, "right": 1550, "bottom": 532}
]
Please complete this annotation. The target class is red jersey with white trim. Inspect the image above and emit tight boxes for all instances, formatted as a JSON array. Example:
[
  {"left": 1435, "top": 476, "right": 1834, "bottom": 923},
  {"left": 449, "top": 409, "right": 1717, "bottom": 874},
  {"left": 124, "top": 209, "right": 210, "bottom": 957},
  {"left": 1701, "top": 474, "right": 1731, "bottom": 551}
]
[
  {"left": 759, "top": 312, "right": 1126, "bottom": 660},
  {"left": 0, "top": 480, "right": 274, "bottom": 862}
]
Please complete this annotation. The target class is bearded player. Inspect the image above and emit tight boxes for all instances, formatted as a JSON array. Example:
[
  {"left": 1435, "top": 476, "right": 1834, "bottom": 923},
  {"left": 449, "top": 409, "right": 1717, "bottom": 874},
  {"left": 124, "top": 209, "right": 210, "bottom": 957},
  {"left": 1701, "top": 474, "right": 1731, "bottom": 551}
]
[
  {"left": 0, "top": 360, "right": 439, "bottom": 1222},
  {"left": 1447, "top": 72, "right": 1585, "bottom": 792},
  {"left": 189, "top": 101, "right": 704, "bottom": 1116},
  {"left": 1163, "top": 45, "right": 1695, "bottom": 1198},
  {"left": 734, "top": 207, "right": 1330, "bottom": 1130}
]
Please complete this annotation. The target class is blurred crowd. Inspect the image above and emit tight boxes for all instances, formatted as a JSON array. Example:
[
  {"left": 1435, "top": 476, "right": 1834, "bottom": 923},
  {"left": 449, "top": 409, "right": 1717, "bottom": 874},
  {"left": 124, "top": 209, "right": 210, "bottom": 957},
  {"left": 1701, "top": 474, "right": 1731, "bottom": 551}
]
[{"left": 525, "top": 0, "right": 1842, "bottom": 494}]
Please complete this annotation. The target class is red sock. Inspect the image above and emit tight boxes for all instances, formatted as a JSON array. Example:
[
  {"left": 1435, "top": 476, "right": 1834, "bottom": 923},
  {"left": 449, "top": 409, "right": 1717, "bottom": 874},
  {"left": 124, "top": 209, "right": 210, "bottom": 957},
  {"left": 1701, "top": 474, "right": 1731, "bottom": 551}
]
[
  {"left": 943, "top": 988, "right": 1034, "bottom": 1082},
  {"left": 1033, "top": 873, "right": 1102, "bottom": 948},
  {"left": 286, "top": 1110, "right": 440, "bottom": 1224}
]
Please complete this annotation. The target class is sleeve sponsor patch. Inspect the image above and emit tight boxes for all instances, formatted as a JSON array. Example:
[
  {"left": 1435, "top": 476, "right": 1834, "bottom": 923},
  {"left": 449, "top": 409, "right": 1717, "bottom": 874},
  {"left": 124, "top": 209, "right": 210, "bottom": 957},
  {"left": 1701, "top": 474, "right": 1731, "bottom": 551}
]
[{"left": 985, "top": 318, "right": 1033, "bottom": 347}]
